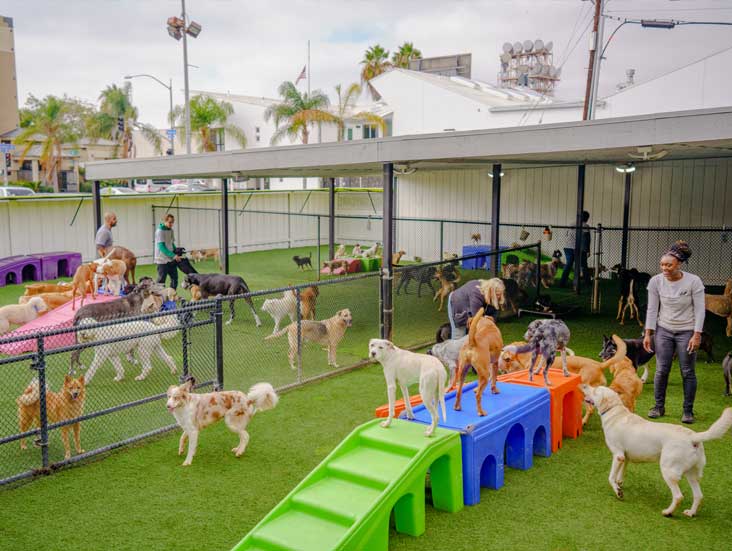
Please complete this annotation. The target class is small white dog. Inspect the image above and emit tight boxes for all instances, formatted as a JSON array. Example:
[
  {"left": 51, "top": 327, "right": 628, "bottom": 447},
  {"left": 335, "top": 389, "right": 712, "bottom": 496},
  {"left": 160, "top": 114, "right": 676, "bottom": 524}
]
[
  {"left": 429, "top": 335, "right": 468, "bottom": 388},
  {"left": 261, "top": 290, "right": 297, "bottom": 335},
  {"left": 78, "top": 316, "right": 179, "bottom": 383},
  {"left": 351, "top": 244, "right": 363, "bottom": 257},
  {"left": 0, "top": 297, "right": 47, "bottom": 334},
  {"left": 582, "top": 384, "right": 732, "bottom": 517},
  {"left": 369, "top": 338, "right": 447, "bottom": 437},
  {"left": 166, "top": 378, "right": 278, "bottom": 466},
  {"left": 360, "top": 243, "right": 380, "bottom": 258},
  {"left": 334, "top": 244, "right": 346, "bottom": 259}
]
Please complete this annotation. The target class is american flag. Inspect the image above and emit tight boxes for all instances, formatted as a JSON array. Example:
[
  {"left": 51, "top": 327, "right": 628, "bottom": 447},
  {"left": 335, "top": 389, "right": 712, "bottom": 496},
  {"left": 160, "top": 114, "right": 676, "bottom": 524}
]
[{"left": 295, "top": 65, "right": 307, "bottom": 84}]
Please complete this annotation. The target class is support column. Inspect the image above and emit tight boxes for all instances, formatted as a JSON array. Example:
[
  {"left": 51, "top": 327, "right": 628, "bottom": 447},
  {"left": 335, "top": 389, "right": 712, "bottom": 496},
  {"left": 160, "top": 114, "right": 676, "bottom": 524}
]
[
  {"left": 574, "top": 165, "right": 586, "bottom": 294},
  {"left": 221, "top": 178, "right": 230, "bottom": 274},
  {"left": 328, "top": 177, "right": 336, "bottom": 260},
  {"left": 490, "top": 164, "right": 502, "bottom": 277},
  {"left": 92, "top": 180, "right": 102, "bottom": 237},
  {"left": 620, "top": 171, "right": 632, "bottom": 269},
  {"left": 381, "top": 163, "right": 394, "bottom": 340}
]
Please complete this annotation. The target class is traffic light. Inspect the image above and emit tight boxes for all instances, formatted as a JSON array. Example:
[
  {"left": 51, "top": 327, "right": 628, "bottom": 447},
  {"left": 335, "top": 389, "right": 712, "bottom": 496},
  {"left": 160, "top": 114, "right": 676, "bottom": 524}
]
[
  {"left": 166, "top": 148, "right": 173, "bottom": 156},
  {"left": 117, "top": 117, "right": 124, "bottom": 132},
  {"left": 4, "top": 153, "right": 10, "bottom": 168}
]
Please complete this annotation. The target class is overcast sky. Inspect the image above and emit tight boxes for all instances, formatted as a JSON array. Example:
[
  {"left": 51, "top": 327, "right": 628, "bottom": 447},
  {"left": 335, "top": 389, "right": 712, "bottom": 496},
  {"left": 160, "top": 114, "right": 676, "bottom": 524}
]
[{"left": 5, "top": 0, "right": 732, "bottom": 129}]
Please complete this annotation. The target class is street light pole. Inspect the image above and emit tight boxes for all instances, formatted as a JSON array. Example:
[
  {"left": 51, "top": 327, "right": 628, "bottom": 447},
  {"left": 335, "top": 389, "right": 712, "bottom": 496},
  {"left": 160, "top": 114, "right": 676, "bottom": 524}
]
[
  {"left": 124, "top": 74, "right": 174, "bottom": 155},
  {"left": 181, "top": 0, "right": 192, "bottom": 155}
]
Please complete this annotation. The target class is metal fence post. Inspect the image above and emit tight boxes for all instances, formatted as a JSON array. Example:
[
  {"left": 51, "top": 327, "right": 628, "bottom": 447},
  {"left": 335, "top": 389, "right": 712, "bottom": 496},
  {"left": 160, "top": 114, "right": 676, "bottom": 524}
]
[
  {"left": 592, "top": 224, "right": 603, "bottom": 313},
  {"left": 180, "top": 304, "right": 190, "bottom": 382},
  {"left": 35, "top": 336, "right": 50, "bottom": 472},
  {"left": 316, "top": 215, "right": 321, "bottom": 281},
  {"left": 213, "top": 298, "right": 224, "bottom": 391},
  {"left": 535, "top": 241, "right": 542, "bottom": 304},
  {"left": 295, "top": 287, "right": 303, "bottom": 383},
  {"left": 439, "top": 220, "right": 444, "bottom": 260}
]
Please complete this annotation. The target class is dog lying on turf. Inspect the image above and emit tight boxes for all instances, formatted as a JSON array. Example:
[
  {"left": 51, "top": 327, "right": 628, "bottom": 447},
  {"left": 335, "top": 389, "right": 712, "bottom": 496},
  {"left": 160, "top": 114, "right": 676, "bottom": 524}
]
[
  {"left": 582, "top": 384, "right": 732, "bottom": 517},
  {"left": 370, "top": 338, "right": 447, "bottom": 437},
  {"left": 166, "top": 377, "right": 278, "bottom": 466},
  {"left": 181, "top": 273, "right": 261, "bottom": 326},
  {"left": 0, "top": 297, "right": 48, "bottom": 335}
]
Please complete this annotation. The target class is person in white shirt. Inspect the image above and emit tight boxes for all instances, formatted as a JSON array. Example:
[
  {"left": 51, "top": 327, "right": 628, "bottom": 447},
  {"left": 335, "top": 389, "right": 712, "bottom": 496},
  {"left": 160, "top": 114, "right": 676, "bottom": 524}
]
[{"left": 643, "top": 241, "right": 705, "bottom": 424}]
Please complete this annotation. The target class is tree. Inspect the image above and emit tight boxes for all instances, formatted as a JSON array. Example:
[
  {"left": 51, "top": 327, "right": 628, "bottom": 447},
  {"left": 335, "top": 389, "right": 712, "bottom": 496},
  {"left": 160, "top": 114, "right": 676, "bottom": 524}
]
[
  {"left": 264, "top": 81, "right": 337, "bottom": 145},
  {"left": 360, "top": 44, "right": 392, "bottom": 98},
  {"left": 333, "top": 83, "right": 386, "bottom": 142},
  {"left": 392, "top": 42, "right": 422, "bottom": 69},
  {"left": 86, "top": 82, "right": 161, "bottom": 158},
  {"left": 13, "top": 95, "right": 79, "bottom": 192},
  {"left": 172, "top": 94, "right": 247, "bottom": 152}
]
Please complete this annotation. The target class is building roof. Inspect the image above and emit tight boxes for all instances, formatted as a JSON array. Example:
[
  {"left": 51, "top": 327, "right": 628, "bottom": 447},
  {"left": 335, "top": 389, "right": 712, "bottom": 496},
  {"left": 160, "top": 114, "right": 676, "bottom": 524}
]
[
  {"left": 192, "top": 90, "right": 279, "bottom": 108},
  {"left": 86, "top": 106, "right": 732, "bottom": 180}
]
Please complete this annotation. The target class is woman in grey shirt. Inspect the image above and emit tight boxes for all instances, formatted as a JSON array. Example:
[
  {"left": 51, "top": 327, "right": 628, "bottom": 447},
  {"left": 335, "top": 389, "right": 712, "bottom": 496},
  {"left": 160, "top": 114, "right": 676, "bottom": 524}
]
[{"left": 643, "top": 241, "right": 705, "bottom": 424}]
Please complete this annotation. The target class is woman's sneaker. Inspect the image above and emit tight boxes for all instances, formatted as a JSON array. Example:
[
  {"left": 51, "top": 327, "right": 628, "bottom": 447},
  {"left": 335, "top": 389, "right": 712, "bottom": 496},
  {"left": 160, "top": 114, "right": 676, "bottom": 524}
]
[
  {"left": 648, "top": 406, "right": 665, "bottom": 419},
  {"left": 681, "top": 412, "right": 695, "bottom": 424}
]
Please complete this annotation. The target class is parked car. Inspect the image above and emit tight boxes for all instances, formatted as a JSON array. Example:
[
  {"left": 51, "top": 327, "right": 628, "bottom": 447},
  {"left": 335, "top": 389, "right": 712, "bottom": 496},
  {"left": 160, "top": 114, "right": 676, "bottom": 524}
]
[
  {"left": 0, "top": 186, "right": 36, "bottom": 197},
  {"left": 164, "top": 182, "right": 213, "bottom": 193},
  {"left": 134, "top": 179, "right": 171, "bottom": 193},
  {"left": 100, "top": 186, "right": 139, "bottom": 195}
]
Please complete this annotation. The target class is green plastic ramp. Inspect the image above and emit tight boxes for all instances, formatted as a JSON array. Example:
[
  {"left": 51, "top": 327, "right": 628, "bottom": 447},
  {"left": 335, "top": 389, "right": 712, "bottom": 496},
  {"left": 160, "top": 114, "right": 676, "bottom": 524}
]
[{"left": 232, "top": 419, "right": 463, "bottom": 551}]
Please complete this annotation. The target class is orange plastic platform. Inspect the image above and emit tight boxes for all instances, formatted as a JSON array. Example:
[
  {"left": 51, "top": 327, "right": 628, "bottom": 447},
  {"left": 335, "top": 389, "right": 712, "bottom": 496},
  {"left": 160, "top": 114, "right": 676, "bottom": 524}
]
[
  {"left": 374, "top": 395, "right": 426, "bottom": 418},
  {"left": 498, "top": 368, "right": 583, "bottom": 452}
]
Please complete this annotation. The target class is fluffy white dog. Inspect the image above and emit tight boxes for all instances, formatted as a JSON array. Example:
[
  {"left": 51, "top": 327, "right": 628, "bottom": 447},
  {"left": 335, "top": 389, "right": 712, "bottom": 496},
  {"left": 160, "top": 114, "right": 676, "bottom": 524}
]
[
  {"left": 369, "top": 338, "right": 446, "bottom": 437},
  {"left": 261, "top": 290, "right": 297, "bottom": 335},
  {"left": 582, "top": 384, "right": 732, "bottom": 517},
  {"left": 0, "top": 297, "right": 47, "bottom": 334}
]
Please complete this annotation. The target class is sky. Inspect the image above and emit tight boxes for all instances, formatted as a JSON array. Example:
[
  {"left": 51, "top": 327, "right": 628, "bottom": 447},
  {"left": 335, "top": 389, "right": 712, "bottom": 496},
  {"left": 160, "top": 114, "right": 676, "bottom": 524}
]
[{"left": 4, "top": 0, "right": 732, "bottom": 129}]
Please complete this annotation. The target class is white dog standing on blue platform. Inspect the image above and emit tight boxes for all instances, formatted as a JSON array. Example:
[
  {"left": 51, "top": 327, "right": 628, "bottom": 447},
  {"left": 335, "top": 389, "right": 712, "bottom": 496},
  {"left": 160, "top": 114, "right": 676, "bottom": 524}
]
[{"left": 369, "top": 338, "right": 447, "bottom": 437}]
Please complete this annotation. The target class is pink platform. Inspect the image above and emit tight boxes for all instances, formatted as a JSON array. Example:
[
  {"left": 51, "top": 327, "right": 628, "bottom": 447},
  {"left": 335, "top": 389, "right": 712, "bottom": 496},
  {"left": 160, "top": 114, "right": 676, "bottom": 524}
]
[{"left": 0, "top": 294, "right": 118, "bottom": 355}]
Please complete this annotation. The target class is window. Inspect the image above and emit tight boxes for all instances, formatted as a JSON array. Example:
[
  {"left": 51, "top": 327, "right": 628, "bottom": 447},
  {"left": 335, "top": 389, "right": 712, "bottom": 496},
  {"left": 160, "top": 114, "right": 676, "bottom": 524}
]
[
  {"left": 256, "top": 136, "right": 260, "bottom": 142},
  {"left": 347, "top": 128, "right": 353, "bottom": 141},
  {"left": 214, "top": 128, "right": 225, "bottom": 151},
  {"left": 362, "top": 125, "right": 377, "bottom": 139}
]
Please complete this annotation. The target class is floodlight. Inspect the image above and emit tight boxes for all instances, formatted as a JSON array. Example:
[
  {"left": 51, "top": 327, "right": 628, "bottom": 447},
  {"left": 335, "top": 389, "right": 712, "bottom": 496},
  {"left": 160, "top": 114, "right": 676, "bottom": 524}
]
[
  {"left": 167, "top": 16, "right": 185, "bottom": 28},
  {"left": 186, "top": 21, "right": 202, "bottom": 38},
  {"left": 615, "top": 163, "right": 636, "bottom": 174},
  {"left": 641, "top": 20, "right": 675, "bottom": 29},
  {"left": 167, "top": 25, "right": 182, "bottom": 40},
  {"left": 488, "top": 171, "right": 505, "bottom": 178}
]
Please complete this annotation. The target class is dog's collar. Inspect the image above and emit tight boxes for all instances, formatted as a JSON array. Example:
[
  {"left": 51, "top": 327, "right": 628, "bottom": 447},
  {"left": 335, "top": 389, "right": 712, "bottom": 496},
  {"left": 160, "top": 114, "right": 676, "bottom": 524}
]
[{"left": 598, "top": 403, "right": 621, "bottom": 416}]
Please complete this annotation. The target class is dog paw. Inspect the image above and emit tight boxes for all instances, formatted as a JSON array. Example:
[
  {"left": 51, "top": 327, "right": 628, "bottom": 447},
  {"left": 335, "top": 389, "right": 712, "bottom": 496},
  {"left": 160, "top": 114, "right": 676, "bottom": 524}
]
[
  {"left": 491, "top": 388, "right": 500, "bottom": 394},
  {"left": 380, "top": 420, "right": 392, "bottom": 429},
  {"left": 225, "top": 320, "right": 233, "bottom": 326},
  {"left": 134, "top": 375, "right": 146, "bottom": 381},
  {"left": 615, "top": 487, "right": 624, "bottom": 499},
  {"left": 113, "top": 376, "right": 124, "bottom": 382},
  {"left": 424, "top": 429, "right": 434, "bottom": 437},
  {"left": 477, "top": 410, "right": 487, "bottom": 417},
  {"left": 453, "top": 405, "right": 462, "bottom": 411},
  {"left": 405, "top": 412, "right": 415, "bottom": 420},
  {"left": 662, "top": 509, "right": 674, "bottom": 517},
  {"left": 182, "top": 461, "right": 192, "bottom": 467},
  {"left": 682, "top": 509, "right": 695, "bottom": 518}
]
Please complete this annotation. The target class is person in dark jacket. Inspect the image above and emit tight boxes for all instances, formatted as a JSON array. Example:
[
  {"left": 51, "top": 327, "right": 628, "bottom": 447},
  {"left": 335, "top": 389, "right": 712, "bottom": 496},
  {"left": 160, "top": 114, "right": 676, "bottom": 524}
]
[{"left": 447, "top": 278, "right": 506, "bottom": 338}]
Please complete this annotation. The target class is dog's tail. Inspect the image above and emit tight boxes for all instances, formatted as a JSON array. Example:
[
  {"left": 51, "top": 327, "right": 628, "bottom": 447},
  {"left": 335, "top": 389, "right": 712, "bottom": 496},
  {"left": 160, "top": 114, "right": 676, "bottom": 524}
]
[
  {"left": 16, "top": 378, "right": 40, "bottom": 406},
  {"left": 564, "top": 347, "right": 575, "bottom": 357},
  {"left": 264, "top": 324, "right": 291, "bottom": 340},
  {"left": 468, "top": 307, "right": 484, "bottom": 348},
  {"left": 247, "top": 382, "right": 279, "bottom": 414},
  {"left": 692, "top": 408, "right": 732, "bottom": 443}
]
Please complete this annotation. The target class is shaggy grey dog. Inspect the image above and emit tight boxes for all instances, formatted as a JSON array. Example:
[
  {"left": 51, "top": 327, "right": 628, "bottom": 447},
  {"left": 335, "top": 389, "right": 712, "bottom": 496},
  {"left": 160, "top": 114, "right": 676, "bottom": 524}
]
[{"left": 503, "top": 319, "right": 571, "bottom": 386}]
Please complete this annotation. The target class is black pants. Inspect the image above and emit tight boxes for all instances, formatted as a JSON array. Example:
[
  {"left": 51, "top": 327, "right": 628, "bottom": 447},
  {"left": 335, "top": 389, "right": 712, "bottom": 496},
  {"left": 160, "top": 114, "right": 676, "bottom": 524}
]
[{"left": 156, "top": 261, "right": 178, "bottom": 289}]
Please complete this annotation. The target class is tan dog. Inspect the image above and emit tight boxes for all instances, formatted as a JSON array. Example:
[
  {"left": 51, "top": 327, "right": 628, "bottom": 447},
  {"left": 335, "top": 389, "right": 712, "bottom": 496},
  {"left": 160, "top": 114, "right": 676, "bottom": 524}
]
[
  {"left": 705, "top": 279, "right": 732, "bottom": 336},
  {"left": 265, "top": 309, "right": 353, "bottom": 369},
  {"left": 334, "top": 244, "right": 347, "bottom": 259},
  {"left": 166, "top": 378, "right": 278, "bottom": 466},
  {"left": 300, "top": 286, "right": 319, "bottom": 320},
  {"left": 189, "top": 284, "right": 202, "bottom": 302},
  {"left": 191, "top": 248, "right": 221, "bottom": 264},
  {"left": 19, "top": 291, "right": 74, "bottom": 310},
  {"left": 17, "top": 375, "right": 86, "bottom": 460},
  {"left": 106, "top": 246, "right": 137, "bottom": 284},
  {"left": 455, "top": 308, "right": 503, "bottom": 416},
  {"left": 23, "top": 282, "right": 71, "bottom": 296},
  {"left": 433, "top": 265, "right": 461, "bottom": 312},
  {"left": 498, "top": 341, "right": 533, "bottom": 373},
  {"left": 96, "top": 259, "right": 127, "bottom": 295},
  {"left": 548, "top": 354, "right": 608, "bottom": 425},
  {"left": 603, "top": 335, "right": 644, "bottom": 413},
  {"left": 391, "top": 250, "right": 406, "bottom": 266},
  {"left": 0, "top": 297, "right": 48, "bottom": 334},
  {"left": 71, "top": 263, "right": 98, "bottom": 310}
]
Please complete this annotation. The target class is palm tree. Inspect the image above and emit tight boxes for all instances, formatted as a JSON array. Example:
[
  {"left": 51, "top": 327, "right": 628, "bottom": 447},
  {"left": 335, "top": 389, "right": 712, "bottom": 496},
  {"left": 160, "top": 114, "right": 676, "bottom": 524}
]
[
  {"left": 392, "top": 42, "right": 422, "bottom": 69},
  {"left": 13, "top": 95, "right": 79, "bottom": 192},
  {"left": 360, "top": 45, "right": 392, "bottom": 98},
  {"left": 264, "top": 81, "right": 337, "bottom": 145},
  {"left": 172, "top": 94, "right": 247, "bottom": 152},
  {"left": 86, "top": 82, "right": 161, "bottom": 158},
  {"left": 333, "top": 83, "right": 387, "bottom": 142}
]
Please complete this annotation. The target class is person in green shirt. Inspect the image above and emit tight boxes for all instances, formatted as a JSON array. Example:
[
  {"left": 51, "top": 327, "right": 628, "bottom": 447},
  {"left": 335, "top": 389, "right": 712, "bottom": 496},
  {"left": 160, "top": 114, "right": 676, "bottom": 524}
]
[{"left": 154, "top": 214, "right": 181, "bottom": 289}]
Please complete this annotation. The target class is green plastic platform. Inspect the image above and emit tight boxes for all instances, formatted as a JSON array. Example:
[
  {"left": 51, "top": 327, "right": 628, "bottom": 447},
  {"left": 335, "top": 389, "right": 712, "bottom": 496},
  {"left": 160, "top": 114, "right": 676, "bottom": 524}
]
[
  {"left": 232, "top": 419, "right": 463, "bottom": 551},
  {"left": 501, "top": 249, "right": 573, "bottom": 280},
  {"left": 360, "top": 256, "right": 381, "bottom": 272}
]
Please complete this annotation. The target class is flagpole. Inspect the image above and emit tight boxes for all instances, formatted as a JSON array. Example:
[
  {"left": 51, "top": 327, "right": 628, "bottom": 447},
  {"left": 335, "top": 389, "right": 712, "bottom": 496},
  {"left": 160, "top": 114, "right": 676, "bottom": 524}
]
[{"left": 307, "top": 40, "right": 310, "bottom": 97}]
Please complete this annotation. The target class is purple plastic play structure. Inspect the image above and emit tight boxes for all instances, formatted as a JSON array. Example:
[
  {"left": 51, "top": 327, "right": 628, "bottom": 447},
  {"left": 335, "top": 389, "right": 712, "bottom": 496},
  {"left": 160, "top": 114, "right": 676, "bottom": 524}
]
[{"left": 0, "top": 252, "right": 82, "bottom": 287}]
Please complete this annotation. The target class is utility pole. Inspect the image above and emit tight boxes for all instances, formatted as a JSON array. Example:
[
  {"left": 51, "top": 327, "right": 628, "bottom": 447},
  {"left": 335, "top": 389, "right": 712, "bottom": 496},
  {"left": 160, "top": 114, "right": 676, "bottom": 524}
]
[
  {"left": 181, "top": 0, "right": 192, "bottom": 154},
  {"left": 582, "top": 0, "right": 604, "bottom": 120}
]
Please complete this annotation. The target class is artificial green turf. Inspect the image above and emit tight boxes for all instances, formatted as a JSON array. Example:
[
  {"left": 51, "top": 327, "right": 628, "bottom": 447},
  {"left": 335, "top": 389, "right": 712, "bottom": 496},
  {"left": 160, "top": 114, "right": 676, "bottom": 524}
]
[{"left": 1, "top": 248, "right": 731, "bottom": 550}]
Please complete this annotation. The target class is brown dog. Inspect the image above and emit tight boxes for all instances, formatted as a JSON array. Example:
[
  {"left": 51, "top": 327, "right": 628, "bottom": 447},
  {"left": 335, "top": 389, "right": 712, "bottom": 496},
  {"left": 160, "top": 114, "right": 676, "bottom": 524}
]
[
  {"left": 96, "top": 259, "right": 127, "bottom": 295},
  {"left": 548, "top": 355, "right": 608, "bottom": 425},
  {"left": 705, "top": 279, "right": 732, "bottom": 337},
  {"left": 23, "top": 282, "right": 72, "bottom": 296},
  {"left": 191, "top": 248, "right": 221, "bottom": 264},
  {"left": 189, "top": 284, "right": 202, "bottom": 302},
  {"left": 433, "top": 265, "right": 461, "bottom": 312},
  {"left": 106, "top": 246, "right": 137, "bottom": 284},
  {"left": 71, "top": 263, "right": 97, "bottom": 310},
  {"left": 300, "top": 286, "right": 319, "bottom": 320},
  {"left": 19, "top": 291, "right": 74, "bottom": 310},
  {"left": 455, "top": 307, "right": 503, "bottom": 416},
  {"left": 603, "top": 335, "right": 644, "bottom": 413},
  {"left": 498, "top": 340, "right": 532, "bottom": 373},
  {"left": 391, "top": 250, "right": 406, "bottom": 266},
  {"left": 17, "top": 375, "right": 86, "bottom": 460}
]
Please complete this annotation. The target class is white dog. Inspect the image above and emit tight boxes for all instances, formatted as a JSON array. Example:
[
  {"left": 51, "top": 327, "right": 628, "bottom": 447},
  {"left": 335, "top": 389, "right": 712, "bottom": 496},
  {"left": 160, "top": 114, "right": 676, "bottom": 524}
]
[
  {"left": 351, "top": 244, "right": 363, "bottom": 257},
  {"left": 78, "top": 316, "right": 179, "bottom": 383},
  {"left": 360, "top": 243, "right": 380, "bottom": 258},
  {"left": 261, "top": 290, "right": 297, "bottom": 335},
  {"left": 166, "top": 378, "right": 278, "bottom": 466},
  {"left": 369, "top": 338, "right": 447, "bottom": 437},
  {"left": 582, "top": 384, "right": 732, "bottom": 517},
  {"left": 429, "top": 335, "right": 468, "bottom": 388},
  {"left": 0, "top": 297, "right": 47, "bottom": 334},
  {"left": 334, "top": 244, "right": 346, "bottom": 259}
]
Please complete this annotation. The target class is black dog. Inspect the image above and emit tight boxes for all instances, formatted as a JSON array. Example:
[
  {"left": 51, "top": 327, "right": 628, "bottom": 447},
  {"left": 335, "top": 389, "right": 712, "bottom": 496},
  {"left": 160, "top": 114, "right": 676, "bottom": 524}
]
[
  {"left": 501, "top": 277, "right": 528, "bottom": 315},
  {"left": 292, "top": 253, "right": 313, "bottom": 270},
  {"left": 396, "top": 265, "right": 436, "bottom": 297},
  {"left": 723, "top": 352, "right": 732, "bottom": 396},
  {"left": 181, "top": 273, "right": 262, "bottom": 326},
  {"left": 612, "top": 265, "right": 651, "bottom": 325},
  {"left": 173, "top": 247, "right": 198, "bottom": 275}
]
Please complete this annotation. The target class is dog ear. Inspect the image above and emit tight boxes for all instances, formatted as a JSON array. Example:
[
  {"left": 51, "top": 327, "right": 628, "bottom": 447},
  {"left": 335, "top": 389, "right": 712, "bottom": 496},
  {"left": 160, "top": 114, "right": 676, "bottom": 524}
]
[
  {"left": 64, "top": 374, "right": 72, "bottom": 383},
  {"left": 77, "top": 375, "right": 85, "bottom": 384}
]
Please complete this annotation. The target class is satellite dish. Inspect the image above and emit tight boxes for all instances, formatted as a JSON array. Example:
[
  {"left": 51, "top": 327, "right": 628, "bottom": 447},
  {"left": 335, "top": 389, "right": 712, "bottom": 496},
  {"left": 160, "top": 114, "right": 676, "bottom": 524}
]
[
  {"left": 523, "top": 40, "right": 534, "bottom": 52},
  {"left": 545, "top": 41, "right": 554, "bottom": 52},
  {"left": 502, "top": 42, "right": 513, "bottom": 54},
  {"left": 513, "top": 41, "right": 523, "bottom": 53},
  {"left": 534, "top": 39, "right": 544, "bottom": 52},
  {"left": 500, "top": 52, "right": 512, "bottom": 64}
]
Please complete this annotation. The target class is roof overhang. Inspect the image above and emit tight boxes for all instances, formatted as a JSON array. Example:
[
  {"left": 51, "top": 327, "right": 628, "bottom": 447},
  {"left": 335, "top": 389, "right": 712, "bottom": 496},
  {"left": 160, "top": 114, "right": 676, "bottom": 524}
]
[{"left": 86, "top": 106, "right": 732, "bottom": 180}]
